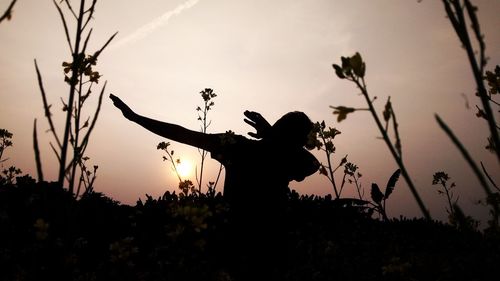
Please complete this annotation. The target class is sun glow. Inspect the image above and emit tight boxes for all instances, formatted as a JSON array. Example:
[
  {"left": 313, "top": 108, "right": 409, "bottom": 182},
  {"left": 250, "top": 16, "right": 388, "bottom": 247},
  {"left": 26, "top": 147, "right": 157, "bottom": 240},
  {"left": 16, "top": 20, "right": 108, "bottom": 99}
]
[{"left": 176, "top": 159, "right": 194, "bottom": 179}]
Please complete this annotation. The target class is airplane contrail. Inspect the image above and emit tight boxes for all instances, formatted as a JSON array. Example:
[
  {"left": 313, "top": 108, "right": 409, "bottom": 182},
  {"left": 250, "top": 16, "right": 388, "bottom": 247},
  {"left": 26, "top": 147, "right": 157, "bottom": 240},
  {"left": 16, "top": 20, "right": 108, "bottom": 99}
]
[{"left": 110, "top": 0, "right": 200, "bottom": 50}]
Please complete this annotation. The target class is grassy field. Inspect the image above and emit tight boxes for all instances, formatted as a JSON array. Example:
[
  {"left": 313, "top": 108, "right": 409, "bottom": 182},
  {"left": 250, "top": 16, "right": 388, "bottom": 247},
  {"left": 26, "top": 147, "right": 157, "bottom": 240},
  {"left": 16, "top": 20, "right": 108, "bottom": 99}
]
[{"left": 1, "top": 179, "right": 499, "bottom": 281}]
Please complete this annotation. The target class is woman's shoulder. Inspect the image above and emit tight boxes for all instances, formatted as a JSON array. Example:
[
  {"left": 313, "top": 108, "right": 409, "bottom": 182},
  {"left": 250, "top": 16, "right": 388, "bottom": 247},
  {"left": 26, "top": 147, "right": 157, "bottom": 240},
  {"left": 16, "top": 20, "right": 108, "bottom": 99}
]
[{"left": 214, "top": 131, "right": 257, "bottom": 146}]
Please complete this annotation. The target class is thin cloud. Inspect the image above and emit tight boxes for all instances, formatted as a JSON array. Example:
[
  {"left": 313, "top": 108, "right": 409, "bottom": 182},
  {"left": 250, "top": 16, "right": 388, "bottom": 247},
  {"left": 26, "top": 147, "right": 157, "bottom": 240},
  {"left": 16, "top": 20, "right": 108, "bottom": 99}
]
[{"left": 110, "top": 0, "right": 200, "bottom": 50}]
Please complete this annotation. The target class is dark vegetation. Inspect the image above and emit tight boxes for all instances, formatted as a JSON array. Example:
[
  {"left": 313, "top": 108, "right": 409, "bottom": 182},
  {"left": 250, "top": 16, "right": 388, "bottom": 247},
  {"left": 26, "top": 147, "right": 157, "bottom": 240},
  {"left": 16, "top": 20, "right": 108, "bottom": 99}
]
[
  {"left": 1, "top": 0, "right": 500, "bottom": 280},
  {"left": 1, "top": 179, "right": 499, "bottom": 281}
]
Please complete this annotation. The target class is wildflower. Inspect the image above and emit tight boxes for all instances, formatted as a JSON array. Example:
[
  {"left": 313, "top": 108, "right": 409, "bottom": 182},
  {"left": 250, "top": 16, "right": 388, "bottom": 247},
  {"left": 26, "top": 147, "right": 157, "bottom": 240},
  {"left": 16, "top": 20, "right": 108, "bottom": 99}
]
[{"left": 34, "top": 218, "right": 49, "bottom": 241}]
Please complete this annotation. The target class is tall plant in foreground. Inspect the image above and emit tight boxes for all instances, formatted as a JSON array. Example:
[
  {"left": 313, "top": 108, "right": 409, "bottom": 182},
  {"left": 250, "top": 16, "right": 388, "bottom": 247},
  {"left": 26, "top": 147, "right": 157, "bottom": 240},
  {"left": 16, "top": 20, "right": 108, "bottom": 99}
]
[
  {"left": 157, "top": 88, "right": 223, "bottom": 196},
  {"left": 0, "top": 129, "right": 21, "bottom": 185},
  {"left": 331, "top": 52, "right": 431, "bottom": 220},
  {"left": 157, "top": 141, "right": 197, "bottom": 197},
  {"left": 195, "top": 88, "right": 222, "bottom": 193},
  {"left": 34, "top": 0, "right": 117, "bottom": 197},
  {"left": 308, "top": 121, "right": 347, "bottom": 199},
  {"left": 435, "top": 0, "right": 499, "bottom": 229},
  {"left": 440, "top": 0, "right": 499, "bottom": 161}
]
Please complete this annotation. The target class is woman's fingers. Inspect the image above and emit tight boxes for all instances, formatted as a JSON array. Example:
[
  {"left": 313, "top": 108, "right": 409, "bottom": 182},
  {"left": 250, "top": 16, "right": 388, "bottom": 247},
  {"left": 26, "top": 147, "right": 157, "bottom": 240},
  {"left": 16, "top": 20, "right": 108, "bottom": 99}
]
[
  {"left": 244, "top": 118, "right": 256, "bottom": 127},
  {"left": 244, "top": 110, "right": 260, "bottom": 121}
]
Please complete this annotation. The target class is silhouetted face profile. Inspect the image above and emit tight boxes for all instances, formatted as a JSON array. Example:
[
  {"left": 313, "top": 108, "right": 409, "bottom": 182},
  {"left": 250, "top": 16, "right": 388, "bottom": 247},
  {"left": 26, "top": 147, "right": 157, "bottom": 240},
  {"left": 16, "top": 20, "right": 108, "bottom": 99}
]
[{"left": 270, "top": 111, "right": 314, "bottom": 148}]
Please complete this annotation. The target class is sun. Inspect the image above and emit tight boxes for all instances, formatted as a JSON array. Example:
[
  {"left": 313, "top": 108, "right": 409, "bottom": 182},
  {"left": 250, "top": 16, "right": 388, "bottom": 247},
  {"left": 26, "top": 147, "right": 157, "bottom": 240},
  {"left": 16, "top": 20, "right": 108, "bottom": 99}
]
[{"left": 176, "top": 159, "right": 194, "bottom": 179}]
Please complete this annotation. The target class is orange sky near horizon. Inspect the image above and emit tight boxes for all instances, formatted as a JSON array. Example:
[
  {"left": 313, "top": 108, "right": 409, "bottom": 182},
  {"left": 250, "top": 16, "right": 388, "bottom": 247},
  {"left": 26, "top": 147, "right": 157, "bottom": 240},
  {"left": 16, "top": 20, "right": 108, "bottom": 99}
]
[{"left": 1, "top": 0, "right": 499, "bottom": 225}]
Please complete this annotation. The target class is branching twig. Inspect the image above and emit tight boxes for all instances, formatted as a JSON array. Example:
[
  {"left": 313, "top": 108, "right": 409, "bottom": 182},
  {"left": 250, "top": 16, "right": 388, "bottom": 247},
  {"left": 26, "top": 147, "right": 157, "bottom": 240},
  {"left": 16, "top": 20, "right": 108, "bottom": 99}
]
[
  {"left": 53, "top": 0, "right": 74, "bottom": 53},
  {"left": 332, "top": 53, "right": 431, "bottom": 220},
  {"left": 480, "top": 161, "right": 499, "bottom": 192},
  {"left": 435, "top": 114, "right": 499, "bottom": 222},
  {"left": 0, "top": 0, "right": 17, "bottom": 24},
  {"left": 57, "top": 0, "right": 85, "bottom": 190},
  {"left": 79, "top": 81, "right": 106, "bottom": 153},
  {"left": 356, "top": 79, "right": 430, "bottom": 219},
  {"left": 442, "top": 0, "right": 500, "bottom": 162},
  {"left": 35, "top": 60, "right": 62, "bottom": 149},
  {"left": 35, "top": 0, "right": 115, "bottom": 196}
]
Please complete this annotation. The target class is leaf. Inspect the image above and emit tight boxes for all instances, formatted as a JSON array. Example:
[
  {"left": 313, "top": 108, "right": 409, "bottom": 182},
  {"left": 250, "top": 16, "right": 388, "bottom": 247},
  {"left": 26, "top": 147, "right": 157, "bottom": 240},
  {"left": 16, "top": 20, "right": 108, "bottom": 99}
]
[
  {"left": 371, "top": 183, "right": 384, "bottom": 204},
  {"left": 331, "top": 106, "right": 356, "bottom": 122},
  {"left": 319, "top": 165, "right": 328, "bottom": 176},
  {"left": 341, "top": 56, "right": 350, "bottom": 70},
  {"left": 350, "top": 52, "right": 365, "bottom": 77},
  {"left": 332, "top": 64, "right": 345, "bottom": 79},
  {"left": 383, "top": 97, "right": 392, "bottom": 122},
  {"left": 339, "top": 155, "right": 348, "bottom": 166},
  {"left": 384, "top": 169, "right": 401, "bottom": 199}
]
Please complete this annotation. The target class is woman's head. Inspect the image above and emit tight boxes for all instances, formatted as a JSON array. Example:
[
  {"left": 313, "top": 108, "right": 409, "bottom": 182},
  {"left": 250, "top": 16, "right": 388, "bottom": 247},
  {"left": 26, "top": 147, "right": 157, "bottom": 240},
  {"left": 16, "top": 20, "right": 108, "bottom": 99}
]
[{"left": 271, "top": 111, "right": 313, "bottom": 147}]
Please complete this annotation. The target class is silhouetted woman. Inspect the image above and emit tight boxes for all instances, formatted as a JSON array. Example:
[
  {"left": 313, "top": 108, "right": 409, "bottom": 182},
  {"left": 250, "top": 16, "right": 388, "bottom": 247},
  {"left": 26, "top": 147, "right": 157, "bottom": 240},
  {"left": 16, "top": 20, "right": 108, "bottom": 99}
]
[{"left": 110, "top": 94, "right": 319, "bottom": 212}]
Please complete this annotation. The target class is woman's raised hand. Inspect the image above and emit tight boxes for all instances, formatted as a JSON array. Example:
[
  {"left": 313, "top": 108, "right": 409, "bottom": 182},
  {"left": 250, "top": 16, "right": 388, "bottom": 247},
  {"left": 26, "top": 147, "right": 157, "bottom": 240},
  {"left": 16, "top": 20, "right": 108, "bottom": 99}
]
[
  {"left": 110, "top": 94, "right": 136, "bottom": 120},
  {"left": 244, "top": 110, "right": 271, "bottom": 139}
]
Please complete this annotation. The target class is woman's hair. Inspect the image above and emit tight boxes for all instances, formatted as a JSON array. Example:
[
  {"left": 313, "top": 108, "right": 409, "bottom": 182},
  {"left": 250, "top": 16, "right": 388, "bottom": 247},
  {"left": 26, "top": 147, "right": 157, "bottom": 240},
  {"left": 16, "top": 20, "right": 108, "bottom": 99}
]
[{"left": 271, "top": 111, "right": 313, "bottom": 147}]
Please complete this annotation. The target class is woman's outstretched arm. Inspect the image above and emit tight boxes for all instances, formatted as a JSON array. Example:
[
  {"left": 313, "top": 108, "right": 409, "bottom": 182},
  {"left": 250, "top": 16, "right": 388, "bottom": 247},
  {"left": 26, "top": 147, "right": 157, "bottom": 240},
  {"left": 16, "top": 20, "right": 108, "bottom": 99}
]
[{"left": 110, "top": 94, "right": 217, "bottom": 151}]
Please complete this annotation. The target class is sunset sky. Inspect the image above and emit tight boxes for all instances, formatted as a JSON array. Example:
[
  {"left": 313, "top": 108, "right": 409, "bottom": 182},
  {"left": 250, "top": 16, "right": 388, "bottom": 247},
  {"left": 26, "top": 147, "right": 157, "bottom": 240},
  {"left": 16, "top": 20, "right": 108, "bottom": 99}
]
[{"left": 1, "top": 0, "right": 499, "bottom": 224}]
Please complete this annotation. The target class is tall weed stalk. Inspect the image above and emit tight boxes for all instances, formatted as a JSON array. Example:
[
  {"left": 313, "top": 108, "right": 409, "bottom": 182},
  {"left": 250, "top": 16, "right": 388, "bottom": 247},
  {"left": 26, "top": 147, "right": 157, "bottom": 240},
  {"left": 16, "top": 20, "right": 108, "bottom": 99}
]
[
  {"left": 308, "top": 121, "right": 345, "bottom": 198},
  {"left": 441, "top": 0, "right": 499, "bottom": 161},
  {"left": 331, "top": 53, "right": 431, "bottom": 220},
  {"left": 34, "top": 0, "right": 116, "bottom": 197},
  {"left": 157, "top": 88, "right": 223, "bottom": 196},
  {"left": 436, "top": 0, "right": 499, "bottom": 229}
]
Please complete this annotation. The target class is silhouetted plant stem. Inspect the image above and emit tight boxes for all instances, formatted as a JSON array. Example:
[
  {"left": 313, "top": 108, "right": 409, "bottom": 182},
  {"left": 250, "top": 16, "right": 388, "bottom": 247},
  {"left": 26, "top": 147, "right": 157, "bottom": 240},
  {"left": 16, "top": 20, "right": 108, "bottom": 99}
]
[
  {"left": 35, "top": 0, "right": 115, "bottom": 197},
  {"left": 196, "top": 88, "right": 217, "bottom": 193},
  {"left": 157, "top": 142, "right": 183, "bottom": 182},
  {"left": 0, "top": 0, "right": 17, "bottom": 24},
  {"left": 353, "top": 175, "right": 363, "bottom": 200},
  {"left": 33, "top": 119, "right": 44, "bottom": 182},
  {"left": 389, "top": 101, "right": 402, "bottom": 158},
  {"left": 197, "top": 98, "right": 209, "bottom": 193},
  {"left": 77, "top": 82, "right": 106, "bottom": 155},
  {"left": 310, "top": 122, "right": 345, "bottom": 198},
  {"left": 319, "top": 131, "right": 339, "bottom": 198},
  {"left": 35, "top": 60, "right": 62, "bottom": 150},
  {"left": 443, "top": 0, "right": 500, "bottom": 162},
  {"left": 354, "top": 77, "right": 431, "bottom": 220},
  {"left": 481, "top": 161, "right": 499, "bottom": 192},
  {"left": 58, "top": 0, "right": 85, "bottom": 191},
  {"left": 213, "top": 164, "right": 224, "bottom": 190},
  {"left": 444, "top": 186, "right": 455, "bottom": 218},
  {"left": 432, "top": 172, "right": 457, "bottom": 218},
  {"left": 332, "top": 53, "right": 430, "bottom": 219},
  {"left": 435, "top": 114, "right": 499, "bottom": 225}
]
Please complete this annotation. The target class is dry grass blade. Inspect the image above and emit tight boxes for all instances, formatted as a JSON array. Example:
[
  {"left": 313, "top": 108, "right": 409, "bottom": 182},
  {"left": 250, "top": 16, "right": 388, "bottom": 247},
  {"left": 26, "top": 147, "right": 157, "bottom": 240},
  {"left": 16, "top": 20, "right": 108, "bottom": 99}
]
[
  {"left": 33, "top": 119, "right": 44, "bottom": 182},
  {"left": 79, "top": 81, "right": 106, "bottom": 152},
  {"left": 53, "top": 0, "right": 74, "bottom": 53},
  {"left": 435, "top": 114, "right": 498, "bottom": 219},
  {"left": 82, "top": 28, "right": 93, "bottom": 54},
  {"left": 94, "top": 32, "right": 118, "bottom": 58},
  {"left": 34, "top": 59, "right": 62, "bottom": 148},
  {"left": 480, "top": 161, "right": 499, "bottom": 192}
]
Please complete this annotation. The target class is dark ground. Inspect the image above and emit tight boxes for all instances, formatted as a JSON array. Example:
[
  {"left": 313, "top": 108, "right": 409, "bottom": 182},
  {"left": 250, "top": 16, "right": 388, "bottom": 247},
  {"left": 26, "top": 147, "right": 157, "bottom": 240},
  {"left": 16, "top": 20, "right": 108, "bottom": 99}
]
[{"left": 1, "top": 179, "right": 499, "bottom": 281}]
